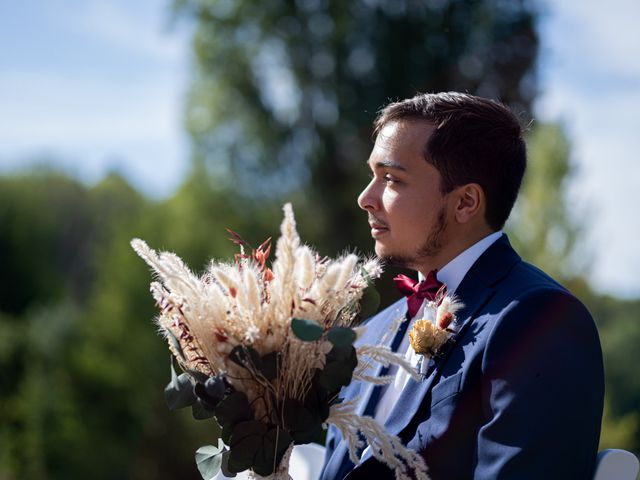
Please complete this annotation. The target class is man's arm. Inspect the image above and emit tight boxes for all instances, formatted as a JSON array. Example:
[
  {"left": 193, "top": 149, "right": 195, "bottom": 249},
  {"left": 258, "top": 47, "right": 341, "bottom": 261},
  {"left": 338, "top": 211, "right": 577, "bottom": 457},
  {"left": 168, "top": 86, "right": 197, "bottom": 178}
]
[{"left": 474, "top": 288, "right": 604, "bottom": 479}]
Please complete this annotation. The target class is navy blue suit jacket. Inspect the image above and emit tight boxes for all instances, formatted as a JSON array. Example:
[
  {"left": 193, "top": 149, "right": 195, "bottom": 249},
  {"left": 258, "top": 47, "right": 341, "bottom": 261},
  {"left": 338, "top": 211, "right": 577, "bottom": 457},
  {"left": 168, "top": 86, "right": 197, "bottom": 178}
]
[{"left": 321, "top": 235, "right": 604, "bottom": 480}]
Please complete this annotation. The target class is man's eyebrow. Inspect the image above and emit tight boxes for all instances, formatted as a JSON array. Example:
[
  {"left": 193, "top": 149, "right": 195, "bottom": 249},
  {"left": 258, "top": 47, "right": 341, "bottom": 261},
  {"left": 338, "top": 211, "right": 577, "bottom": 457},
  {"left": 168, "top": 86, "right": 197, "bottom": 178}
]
[{"left": 370, "top": 159, "right": 408, "bottom": 172}]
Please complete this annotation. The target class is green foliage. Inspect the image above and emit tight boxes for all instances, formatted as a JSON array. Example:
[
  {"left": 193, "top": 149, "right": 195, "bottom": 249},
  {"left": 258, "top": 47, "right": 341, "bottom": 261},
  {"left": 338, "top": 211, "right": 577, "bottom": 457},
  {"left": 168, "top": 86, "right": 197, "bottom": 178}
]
[
  {"left": 319, "top": 345, "right": 358, "bottom": 391},
  {"left": 174, "top": 0, "right": 539, "bottom": 256},
  {"left": 291, "top": 317, "right": 324, "bottom": 341},
  {"left": 327, "top": 326, "right": 357, "bottom": 347},
  {"left": 165, "top": 362, "right": 198, "bottom": 411},
  {"left": 506, "top": 122, "right": 586, "bottom": 282}
]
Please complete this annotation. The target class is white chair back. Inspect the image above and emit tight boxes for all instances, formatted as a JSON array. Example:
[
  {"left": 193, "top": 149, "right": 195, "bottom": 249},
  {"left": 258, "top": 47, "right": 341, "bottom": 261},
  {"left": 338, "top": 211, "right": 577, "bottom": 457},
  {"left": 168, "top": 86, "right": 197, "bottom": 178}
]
[{"left": 593, "top": 449, "right": 639, "bottom": 480}]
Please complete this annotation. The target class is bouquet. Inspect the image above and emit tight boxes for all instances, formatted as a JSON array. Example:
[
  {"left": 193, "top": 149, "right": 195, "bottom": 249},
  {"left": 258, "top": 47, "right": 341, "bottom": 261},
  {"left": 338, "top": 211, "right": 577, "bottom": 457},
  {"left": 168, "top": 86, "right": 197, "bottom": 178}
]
[{"left": 131, "top": 204, "right": 429, "bottom": 480}]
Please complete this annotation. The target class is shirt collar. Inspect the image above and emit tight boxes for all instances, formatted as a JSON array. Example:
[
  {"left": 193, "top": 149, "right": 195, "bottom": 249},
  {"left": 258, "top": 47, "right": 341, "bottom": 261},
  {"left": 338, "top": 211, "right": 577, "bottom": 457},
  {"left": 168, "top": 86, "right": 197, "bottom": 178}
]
[{"left": 419, "top": 231, "right": 503, "bottom": 294}]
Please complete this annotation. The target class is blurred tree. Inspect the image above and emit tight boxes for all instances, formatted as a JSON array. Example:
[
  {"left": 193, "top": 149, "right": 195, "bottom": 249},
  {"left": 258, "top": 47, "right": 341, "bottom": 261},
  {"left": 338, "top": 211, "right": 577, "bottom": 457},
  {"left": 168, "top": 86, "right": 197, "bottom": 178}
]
[
  {"left": 0, "top": 171, "right": 224, "bottom": 479},
  {"left": 174, "top": 0, "right": 539, "bottom": 254},
  {"left": 506, "top": 122, "right": 587, "bottom": 282},
  {"left": 0, "top": 169, "right": 94, "bottom": 315}
]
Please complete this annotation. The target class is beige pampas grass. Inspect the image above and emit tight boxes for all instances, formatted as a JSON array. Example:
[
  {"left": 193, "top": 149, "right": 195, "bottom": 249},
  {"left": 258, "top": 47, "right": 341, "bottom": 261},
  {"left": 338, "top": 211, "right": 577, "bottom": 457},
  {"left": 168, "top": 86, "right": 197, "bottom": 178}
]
[
  {"left": 132, "top": 204, "right": 384, "bottom": 405},
  {"left": 327, "top": 400, "right": 430, "bottom": 480},
  {"left": 132, "top": 203, "right": 432, "bottom": 480}
]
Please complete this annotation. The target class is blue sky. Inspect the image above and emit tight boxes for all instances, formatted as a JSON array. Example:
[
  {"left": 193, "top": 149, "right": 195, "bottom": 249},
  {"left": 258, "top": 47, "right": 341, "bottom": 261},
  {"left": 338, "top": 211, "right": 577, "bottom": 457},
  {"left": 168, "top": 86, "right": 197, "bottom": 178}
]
[
  {"left": 1, "top": 0, "right": 639, "bottom": 297},
  {"left": 0, "top": 0, "right": 190, "bottom": 194}
]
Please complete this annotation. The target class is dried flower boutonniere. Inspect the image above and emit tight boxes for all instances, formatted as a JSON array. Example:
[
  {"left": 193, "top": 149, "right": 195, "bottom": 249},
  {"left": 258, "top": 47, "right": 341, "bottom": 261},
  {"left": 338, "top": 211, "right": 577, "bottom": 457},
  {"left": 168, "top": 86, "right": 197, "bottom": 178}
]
[{"left": 408, "top": 294, "right": 464, "bottom": 375}]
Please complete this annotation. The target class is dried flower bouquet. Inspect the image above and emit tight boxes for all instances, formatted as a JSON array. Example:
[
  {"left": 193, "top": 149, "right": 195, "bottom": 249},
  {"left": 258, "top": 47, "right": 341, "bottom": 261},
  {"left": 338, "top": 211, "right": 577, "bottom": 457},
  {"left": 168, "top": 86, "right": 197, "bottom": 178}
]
[{"left": 131, "top": 204, "right": 429, "bottom": 480}]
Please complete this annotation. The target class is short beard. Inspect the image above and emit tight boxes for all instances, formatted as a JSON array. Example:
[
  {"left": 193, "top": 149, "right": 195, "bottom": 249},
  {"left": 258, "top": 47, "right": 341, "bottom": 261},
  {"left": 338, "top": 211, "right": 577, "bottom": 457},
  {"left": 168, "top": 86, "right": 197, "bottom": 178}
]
[{"left": 380, "top": 205, "right": 448, "bottom": 269}]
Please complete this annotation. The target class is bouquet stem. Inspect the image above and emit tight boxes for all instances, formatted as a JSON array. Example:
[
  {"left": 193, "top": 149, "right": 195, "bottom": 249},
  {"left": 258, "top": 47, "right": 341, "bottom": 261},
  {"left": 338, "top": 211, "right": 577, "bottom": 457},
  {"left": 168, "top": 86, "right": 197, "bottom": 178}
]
[{"left": 249, "top": 443, "right": 293, "bottom": 480}]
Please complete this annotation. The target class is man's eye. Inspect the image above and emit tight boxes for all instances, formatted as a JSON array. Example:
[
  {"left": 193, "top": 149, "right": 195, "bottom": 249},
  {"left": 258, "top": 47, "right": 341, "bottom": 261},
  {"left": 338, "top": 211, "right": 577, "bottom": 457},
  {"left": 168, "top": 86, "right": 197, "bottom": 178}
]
[{"left": 384, "top": 174, "right": 398, "bottom": 184}]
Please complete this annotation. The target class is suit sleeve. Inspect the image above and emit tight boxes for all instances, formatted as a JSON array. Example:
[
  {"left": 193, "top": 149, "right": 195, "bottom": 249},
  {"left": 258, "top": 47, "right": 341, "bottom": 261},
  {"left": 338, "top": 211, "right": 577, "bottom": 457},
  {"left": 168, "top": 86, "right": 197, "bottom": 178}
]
[{"left": 474, "top": 288, "right": 604, "bottom": 479}]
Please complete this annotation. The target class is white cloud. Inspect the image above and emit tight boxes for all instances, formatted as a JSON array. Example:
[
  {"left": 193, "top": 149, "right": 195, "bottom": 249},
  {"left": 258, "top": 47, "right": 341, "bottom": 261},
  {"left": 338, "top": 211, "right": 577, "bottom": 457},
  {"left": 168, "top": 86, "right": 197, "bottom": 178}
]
[
  {"left": 53, "top": 0, "right": 187, "bottom": 62},
  {"left": 0, "top": 68, "right": 190, "bottom": 196},
  {"left": 549, "top": 0, "right": 640, "bottom": 79},
  {"left": 0, "top": 70, "right": 183, "bottom": 146}
]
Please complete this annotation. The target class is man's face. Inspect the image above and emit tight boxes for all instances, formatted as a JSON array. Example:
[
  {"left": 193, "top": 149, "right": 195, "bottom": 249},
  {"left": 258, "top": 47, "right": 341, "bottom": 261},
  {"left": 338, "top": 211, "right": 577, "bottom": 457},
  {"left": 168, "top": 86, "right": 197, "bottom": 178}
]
[{"left": 357, "top": 120, "right": 450, "bottom": 271}]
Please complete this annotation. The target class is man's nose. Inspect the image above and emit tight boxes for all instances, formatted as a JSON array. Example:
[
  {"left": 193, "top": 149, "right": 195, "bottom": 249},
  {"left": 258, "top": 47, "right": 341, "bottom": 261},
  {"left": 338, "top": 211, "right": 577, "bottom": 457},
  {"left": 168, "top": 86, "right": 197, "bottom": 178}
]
[{"left": 357, "top": 179, "right": 378, "bottom": 211}]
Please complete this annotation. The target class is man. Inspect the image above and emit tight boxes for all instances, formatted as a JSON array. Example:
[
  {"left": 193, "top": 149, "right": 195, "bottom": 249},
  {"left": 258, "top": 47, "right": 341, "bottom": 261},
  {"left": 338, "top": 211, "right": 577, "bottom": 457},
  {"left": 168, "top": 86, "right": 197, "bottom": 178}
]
[{"left": 321, "top": 92, "right": 604, "bottom": 479}]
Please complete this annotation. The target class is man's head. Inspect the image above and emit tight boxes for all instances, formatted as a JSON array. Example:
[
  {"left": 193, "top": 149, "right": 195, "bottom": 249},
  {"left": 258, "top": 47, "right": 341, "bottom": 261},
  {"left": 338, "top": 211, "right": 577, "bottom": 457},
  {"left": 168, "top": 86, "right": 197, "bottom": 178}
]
[{"left": 358, "top": 92, "right": 526, "bottom": 273}]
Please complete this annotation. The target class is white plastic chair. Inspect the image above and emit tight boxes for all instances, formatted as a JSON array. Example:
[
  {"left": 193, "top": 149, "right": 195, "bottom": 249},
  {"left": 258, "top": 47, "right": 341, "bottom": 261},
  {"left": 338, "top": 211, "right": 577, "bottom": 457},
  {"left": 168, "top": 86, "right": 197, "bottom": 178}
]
[
  {"left": 214, "top": 443, "right": 326, "bottom": 480},
  {"left": 593, "top": 449, "right": 639, "bottom": 480}
]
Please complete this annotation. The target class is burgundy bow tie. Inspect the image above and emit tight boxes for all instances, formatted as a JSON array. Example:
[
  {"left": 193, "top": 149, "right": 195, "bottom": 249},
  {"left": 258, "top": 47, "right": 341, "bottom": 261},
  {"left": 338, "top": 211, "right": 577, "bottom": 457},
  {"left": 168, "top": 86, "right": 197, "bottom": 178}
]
[{"left": 394, "top": 271, "right": 446, "bottom": 318}]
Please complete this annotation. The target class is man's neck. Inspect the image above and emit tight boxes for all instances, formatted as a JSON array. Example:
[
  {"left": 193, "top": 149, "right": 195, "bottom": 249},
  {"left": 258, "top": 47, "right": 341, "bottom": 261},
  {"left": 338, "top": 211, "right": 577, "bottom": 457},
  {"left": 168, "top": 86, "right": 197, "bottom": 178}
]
[{"left": 418, "top": 227, "right": 496, "bottom": 276}]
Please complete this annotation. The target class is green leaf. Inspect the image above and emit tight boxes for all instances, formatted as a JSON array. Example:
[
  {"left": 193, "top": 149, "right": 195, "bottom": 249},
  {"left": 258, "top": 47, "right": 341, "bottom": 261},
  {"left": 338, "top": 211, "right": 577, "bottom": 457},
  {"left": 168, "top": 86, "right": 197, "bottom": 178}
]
[
  {"left": 166, "top": 329, "right": 186, "bottom": 362},
  {"left": 165, "top": 361, "right": 196, "bottom": 410},
  {"left": 204, "top": 376, "right": 226, "bottom": 403},
  {"left": 192, "top": 398, "right": 216, "bottom": 420},
  {"left": 327, "top": 327, "right": 357, "bottom": 347},
  {"left": 260, "top": 351, "right": 279, "bottom": 380},
  {"left": 319, "top": 345, "right": 358, "bottom": 392},
  {"left": 229, "top": 420, "right": 268, "bottom": 452},
  {"left": 291, "top": 318, "right": 323, "bottom": 341},
  {"left": 359, "top": 285, "right": 381, "bottom": 320},
  {"left": 215, "top": 392, "right": 253, "bottom": 431},
  {"left": 229, "top": 345, "right": 263, "bottom": 372},
  {"left": 195, "top": 440, "right": 225, "bottom": 480},
  {"left": 220, "top": 450, "right": 236, "bottom": 478},
  {"left": 187, "top": 369, "right": 211, "bottom": 385},
  {"left": 227, "top": 426, "right": 263, "bottom": 474},
  {"left": 282, "top": 398, "right": 323, "bottom": 444},
  {"left": 253, "top": 427, "right": 293, "bottom": 476},
  {"left": 304, "top": 377, "right": 332, "bottom": 422}
]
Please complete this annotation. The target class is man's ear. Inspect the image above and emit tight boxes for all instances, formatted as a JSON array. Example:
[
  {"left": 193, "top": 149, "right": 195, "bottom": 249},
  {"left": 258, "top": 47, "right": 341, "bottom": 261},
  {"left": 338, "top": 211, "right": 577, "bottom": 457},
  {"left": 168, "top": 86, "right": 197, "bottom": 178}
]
[{"left": 452, "top": 183, "right": 484, "bottom": 224}]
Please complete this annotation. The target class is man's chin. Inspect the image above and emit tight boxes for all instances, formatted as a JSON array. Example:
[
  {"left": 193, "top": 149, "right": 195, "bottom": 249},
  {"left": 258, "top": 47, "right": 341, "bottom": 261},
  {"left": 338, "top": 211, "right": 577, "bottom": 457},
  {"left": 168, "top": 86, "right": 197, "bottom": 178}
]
[{"left": 377, "top": 252, "right": 415, "bottom": 269}]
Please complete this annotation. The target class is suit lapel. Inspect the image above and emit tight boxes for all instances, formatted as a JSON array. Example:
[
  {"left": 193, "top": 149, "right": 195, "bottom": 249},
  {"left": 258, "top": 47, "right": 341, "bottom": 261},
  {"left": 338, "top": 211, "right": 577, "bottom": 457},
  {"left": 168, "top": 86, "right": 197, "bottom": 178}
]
[{"left": 379, "top": 283, "right": 494, "bottom": 440}]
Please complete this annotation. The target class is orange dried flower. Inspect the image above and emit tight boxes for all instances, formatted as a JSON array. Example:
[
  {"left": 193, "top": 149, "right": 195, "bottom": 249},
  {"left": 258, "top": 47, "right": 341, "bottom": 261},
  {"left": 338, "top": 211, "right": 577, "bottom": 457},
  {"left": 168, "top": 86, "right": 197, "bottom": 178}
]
[{"left": 409, "top": 319, "right": 450, "bottom": 356}]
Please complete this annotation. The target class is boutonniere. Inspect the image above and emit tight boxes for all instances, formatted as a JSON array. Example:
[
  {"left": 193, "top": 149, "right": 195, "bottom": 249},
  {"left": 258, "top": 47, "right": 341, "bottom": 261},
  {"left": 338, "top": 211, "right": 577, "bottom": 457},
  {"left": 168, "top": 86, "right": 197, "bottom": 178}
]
[{"left": 409, "top": 294, "right": 464, "bottom": 375}]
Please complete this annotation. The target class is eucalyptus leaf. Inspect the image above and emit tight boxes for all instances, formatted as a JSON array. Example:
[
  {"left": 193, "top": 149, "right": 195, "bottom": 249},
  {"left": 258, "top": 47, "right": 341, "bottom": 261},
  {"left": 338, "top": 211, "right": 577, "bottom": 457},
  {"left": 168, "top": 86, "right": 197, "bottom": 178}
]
[
  {"left": 166, "top": 329, "right": 186, "bottom": 362},
  {"left": 192, "top": 398, "right": 216, "bottom": 420},
  {"left": 229, "top": 420, "right": 268, "bottom": 449},
  {"left": 229, "top": 345, "right": 263, "bottom": 373},
  {"left": 187, "top": 369, "right": 211, "bottom": 385},
  {"left": 204, "top": 376, "right": 226, "bottom": 403},
  {"left": 327, "top": 327, "right": 357, "bottom": 347},
  {"left": 359, "top": 285, "right": 380, "bottom": 320},
  {"left": 263, "top": 427, "right": 293, "bottom": 464},
  {"left": 227, "top": 434, "right": 261, "bottom": 473},
  {"left": 260, "top": 351, "right": 279, "bottom": 381},
  {"left": 291, "top": 318, "right": 323, "bottom": 341},
  {"left": 283, "top": 398, "right": 323, "bottom": 444},
  {"left": 319, "top": 345, "right": 358, "bottom": 392},
  {"left": 253, "top": 426, "right": 293, "bottom": 476},
  {"left": 165, "top": 361, "right": 196, "bottom": 410},
  {"left": 215, "top": 392, "right": 253, "bottom": 431},
  {"left": 220, "top": 450, "right": 236, "bottom": 478},
  {"left": 195, "top": 440, "right": 225, "bottom": 480}
]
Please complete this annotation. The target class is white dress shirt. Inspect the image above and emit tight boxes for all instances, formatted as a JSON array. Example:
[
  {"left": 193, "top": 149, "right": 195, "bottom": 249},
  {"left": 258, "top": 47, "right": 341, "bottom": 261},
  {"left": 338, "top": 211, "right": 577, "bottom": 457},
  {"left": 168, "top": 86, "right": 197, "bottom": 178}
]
[{"left": 372, "top": 231, "right": 503, "bottom": 425}]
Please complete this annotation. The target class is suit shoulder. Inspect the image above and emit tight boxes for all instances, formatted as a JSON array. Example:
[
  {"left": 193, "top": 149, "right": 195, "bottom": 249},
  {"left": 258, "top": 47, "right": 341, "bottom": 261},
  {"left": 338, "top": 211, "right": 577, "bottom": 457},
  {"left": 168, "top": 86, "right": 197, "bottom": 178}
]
[
  {"left": 505, "top": 259, "right": 568, "bottom": 294},
  {"left": 488, "top": 261, "right": 596, "bottom": 337}
]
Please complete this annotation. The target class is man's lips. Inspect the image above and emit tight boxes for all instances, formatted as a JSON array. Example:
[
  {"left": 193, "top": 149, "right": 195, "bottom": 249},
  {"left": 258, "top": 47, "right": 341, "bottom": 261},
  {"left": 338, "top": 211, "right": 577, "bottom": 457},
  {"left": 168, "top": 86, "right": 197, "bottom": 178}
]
[{"left": 368, "top": 220, "right": 389, "bottom": 237}]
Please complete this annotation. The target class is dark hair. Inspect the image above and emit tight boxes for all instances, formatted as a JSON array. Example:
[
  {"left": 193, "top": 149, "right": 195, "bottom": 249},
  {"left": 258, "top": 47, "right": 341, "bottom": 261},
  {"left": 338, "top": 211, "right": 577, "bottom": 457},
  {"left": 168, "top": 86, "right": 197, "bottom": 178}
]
[{"left": 374, "top": 92, "right": 526, "bottom": 231}]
